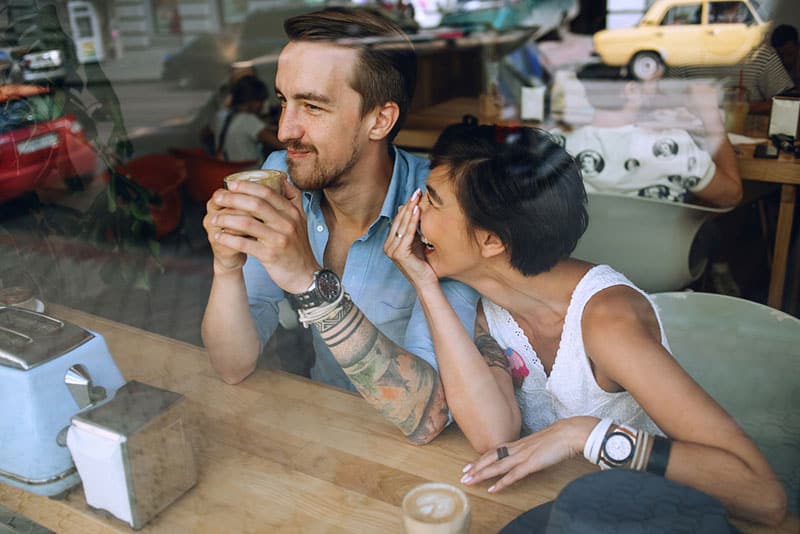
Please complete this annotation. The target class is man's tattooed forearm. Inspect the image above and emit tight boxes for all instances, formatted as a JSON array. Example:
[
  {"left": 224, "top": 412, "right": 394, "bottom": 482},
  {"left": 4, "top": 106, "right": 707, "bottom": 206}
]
[{"left": 316, "top": 301, "right": 447, "bottom": 441}]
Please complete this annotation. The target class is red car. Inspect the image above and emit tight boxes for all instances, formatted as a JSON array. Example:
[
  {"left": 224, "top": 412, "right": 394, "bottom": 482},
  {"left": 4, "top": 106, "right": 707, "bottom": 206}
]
[{"left": 0, "top": 84, "right": 97, "bottom": 203}]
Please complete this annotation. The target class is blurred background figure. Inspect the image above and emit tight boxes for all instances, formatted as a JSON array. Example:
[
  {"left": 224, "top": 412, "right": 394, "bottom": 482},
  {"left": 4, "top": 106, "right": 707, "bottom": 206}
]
[
  {"left": 211, "top": 73, "right": 282, "bottom": 165},
  {"left": 771, "top": 24, "right": 800, "bottom": 87}
]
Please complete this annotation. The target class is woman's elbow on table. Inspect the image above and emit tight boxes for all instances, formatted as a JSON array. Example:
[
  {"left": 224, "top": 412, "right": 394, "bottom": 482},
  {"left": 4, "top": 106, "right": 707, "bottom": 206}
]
[{"left": 752, "top": 479, "right": 788, "bottom": 527}]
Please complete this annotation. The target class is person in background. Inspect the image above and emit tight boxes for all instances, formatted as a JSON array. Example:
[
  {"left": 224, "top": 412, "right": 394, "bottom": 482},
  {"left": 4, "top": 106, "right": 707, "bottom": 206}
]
[
  {"left": 201, "top": 8, "right": 482, "bottom": 444},
  {"left": 560, "top": 79, "right": 742, "bottom": 208},
  {"left": 385, "top": 122, "right": 787, "bottom": 526},
  {"left": 559, "top": 78, "right": 743, "bottom": 295},
  {"left": 666, "top": 41, "right": 794, "bottom": 114},
  {"left": 212, "top": 74, "right": 282, "bottom": 164},
  {"left": 771, "top": 24, "right": 800, "bottom": 88}
]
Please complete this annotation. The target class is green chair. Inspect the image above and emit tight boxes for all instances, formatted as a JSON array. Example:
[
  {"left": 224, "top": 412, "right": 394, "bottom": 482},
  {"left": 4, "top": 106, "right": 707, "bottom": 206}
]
[
  {"left": 571, "top": 193, "right": 729, "bottom": 292},
  {"left": 651, "top": 292, "right": 800, "bottom": 513}
]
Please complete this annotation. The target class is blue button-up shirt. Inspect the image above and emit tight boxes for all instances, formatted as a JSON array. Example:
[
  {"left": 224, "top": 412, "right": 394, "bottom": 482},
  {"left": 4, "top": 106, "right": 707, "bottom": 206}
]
[{"left": 244, "top": 147, "right": 478, "bottom": 391}]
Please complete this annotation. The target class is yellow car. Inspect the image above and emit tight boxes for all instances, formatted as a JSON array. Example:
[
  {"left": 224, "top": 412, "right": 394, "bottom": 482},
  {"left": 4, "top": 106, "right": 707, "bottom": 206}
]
[{"left": 593, "top": 0, "right": 770, "bottom": 80}]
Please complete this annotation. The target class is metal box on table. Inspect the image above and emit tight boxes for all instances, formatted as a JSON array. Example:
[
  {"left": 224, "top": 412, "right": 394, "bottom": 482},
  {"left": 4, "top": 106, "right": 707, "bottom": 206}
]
[{"left": 67, "top": 380, "right": 197, "bottom": 530}]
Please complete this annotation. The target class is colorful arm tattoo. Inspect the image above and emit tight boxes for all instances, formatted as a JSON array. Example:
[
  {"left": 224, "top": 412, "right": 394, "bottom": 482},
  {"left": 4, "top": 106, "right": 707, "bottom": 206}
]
[{"left": 316, "top": 296, "right": 448, "bottom": 444}]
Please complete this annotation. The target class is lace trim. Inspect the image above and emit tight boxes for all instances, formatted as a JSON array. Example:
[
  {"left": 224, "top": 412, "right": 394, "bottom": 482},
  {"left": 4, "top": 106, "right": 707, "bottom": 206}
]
[{"left": 483, "top": 299, "right": 545, "bottom": 379}]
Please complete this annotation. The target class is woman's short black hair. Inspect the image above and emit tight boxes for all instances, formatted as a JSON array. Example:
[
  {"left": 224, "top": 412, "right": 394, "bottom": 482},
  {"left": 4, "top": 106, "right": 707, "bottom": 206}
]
[{"left": 430, "top": 123, "right": 588, "bottom": 276}]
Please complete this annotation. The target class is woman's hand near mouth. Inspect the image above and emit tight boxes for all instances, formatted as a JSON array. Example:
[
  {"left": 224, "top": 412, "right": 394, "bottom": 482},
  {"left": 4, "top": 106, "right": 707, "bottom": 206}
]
[{"left": 384, "top": 188, "right": 439, "bottom": 292}]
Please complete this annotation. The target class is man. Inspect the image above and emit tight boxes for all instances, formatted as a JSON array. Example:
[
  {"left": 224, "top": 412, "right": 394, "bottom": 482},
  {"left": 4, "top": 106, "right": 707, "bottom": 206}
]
[
  {"left": 201, "top": 8, "right": 481, "bottom": 444},
  {"left": 771, "top": 24, "right": 800, "bottom": 87}
]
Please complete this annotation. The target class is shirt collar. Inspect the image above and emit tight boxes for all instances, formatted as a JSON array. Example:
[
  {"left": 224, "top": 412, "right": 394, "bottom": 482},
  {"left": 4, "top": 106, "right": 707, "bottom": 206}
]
[{"left": 301, "top": 145, "right": 413, "bottom": 231}]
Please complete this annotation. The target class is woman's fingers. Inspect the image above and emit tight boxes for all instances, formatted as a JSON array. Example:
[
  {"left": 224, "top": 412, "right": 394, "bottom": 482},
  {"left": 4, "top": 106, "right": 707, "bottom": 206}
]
[{"left": 385, "top": 189, "right": 421, "bottom": 256}]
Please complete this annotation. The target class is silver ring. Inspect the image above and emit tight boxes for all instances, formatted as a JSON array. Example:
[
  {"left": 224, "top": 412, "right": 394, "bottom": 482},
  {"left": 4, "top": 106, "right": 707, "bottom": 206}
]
[
  {"left": 395, "top": 231, "right": 403, "bottom": 239},
  {"left": 496, "top": 446, "right": 509, "bottom": 461}
]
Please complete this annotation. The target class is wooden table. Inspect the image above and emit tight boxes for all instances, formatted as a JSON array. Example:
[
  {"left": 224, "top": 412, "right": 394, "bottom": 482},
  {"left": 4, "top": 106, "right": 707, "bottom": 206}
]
[
  {"left": 1, "top": 306, "right": 796, "bottom": 532},
  {"left": 396, "top": 98, "right": 800, "bottom": 311}
]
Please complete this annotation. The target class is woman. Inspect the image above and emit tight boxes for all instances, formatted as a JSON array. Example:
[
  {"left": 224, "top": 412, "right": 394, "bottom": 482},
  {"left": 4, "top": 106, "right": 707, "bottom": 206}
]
[{"left": 384, "top": 123, "right": 786, "bottom": 525}]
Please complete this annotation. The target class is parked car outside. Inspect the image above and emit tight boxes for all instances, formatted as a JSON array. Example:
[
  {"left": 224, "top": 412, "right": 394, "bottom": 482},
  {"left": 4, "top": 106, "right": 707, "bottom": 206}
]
[
  {"left": 0, "top": 84, "right": 97, "bottom": 203},
  {"left": 593, "top": 0, "right": 770, "bottom": 81},
  {"left": 161, "top": 33, "right": 236, "bottom": 89}
]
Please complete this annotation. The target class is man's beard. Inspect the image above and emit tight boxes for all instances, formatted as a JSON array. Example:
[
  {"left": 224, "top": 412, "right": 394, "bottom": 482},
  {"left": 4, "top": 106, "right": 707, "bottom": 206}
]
[{"left": 286, "top": 138, "right": 361, "bottom": 192}]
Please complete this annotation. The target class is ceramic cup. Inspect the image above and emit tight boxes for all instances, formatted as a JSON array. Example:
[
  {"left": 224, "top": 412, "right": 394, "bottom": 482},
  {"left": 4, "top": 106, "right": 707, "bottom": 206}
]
[
  {"left": 223, "top": 169, "right": 285, "bottom": 193},
  {"left": 401, "top": 482, "right": 470, "bottom": 534}
]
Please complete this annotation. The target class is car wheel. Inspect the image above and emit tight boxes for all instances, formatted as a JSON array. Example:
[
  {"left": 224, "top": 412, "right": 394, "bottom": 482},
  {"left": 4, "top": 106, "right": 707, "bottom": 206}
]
[{"left": 630, "top": 52, "right": 664, "bottom": 81}]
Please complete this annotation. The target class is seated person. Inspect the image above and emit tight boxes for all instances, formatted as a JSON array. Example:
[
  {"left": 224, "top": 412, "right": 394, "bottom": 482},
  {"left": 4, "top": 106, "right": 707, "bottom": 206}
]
[
  {"left": 202, "top": 8, "right": 480, "bottom": 445},
  {"left": 666, "top": 43, "right": 794, "bottom": 114},
  {"left": 384, "top": 123, "right": 787, "bottom": 526},
  {"left": 771, "top": 24, "right": 800, "bottom": 87},
  {"left": 212, "top": 74, "right": 282, "bottom": 164},
  {"left": 556, "top": 79, "right": 742, "bottom": 208}
]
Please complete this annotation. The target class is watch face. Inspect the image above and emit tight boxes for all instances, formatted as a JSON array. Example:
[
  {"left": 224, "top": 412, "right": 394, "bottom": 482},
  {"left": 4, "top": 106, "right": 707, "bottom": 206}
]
[
  {"left": 317, "top": 270, "right": 341, "bottom": 302},
  {"left": 605, "top": 433, "right": 634, "bottom": 463}
]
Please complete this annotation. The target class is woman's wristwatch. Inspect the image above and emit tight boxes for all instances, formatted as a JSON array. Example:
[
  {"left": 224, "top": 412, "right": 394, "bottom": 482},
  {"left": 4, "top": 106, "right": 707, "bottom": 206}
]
[{"left": 598, "top": 423, "right": 638, "bottom": 470}]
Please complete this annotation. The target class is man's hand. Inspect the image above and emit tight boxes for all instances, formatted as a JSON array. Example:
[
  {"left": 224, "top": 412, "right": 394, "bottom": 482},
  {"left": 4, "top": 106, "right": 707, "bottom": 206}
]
[
  {"left": 203, "top": 189, "right": 248, "bottom": 275},
  {"left": 209, "top": 177, "right": 320, "bottom": 293}
]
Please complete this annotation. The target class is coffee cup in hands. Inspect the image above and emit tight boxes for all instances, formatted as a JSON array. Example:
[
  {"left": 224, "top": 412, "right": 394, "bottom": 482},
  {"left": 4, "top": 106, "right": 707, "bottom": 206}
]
[
  {"left": 219, "top": 169, "right": 286, "bottom": 236},
  {"left": 223, "top": 169, "right": 285, "bottom": 193},
  {"left": 401, "top": 482, "right": 470, "bottom": 534}
]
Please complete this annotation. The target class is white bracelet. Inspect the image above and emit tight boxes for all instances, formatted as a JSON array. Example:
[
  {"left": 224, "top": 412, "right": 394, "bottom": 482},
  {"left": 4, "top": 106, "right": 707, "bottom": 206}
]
[
  {"left": 583, "top": 417, "right": 614, "bottom": 465},
  {"left": 296, "top": 290, "right": 345, "bottom": 328}
]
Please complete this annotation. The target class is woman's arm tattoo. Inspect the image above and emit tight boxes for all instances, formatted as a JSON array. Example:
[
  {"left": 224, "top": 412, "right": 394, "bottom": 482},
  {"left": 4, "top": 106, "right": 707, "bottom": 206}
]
[{"left": 474, "top": 320, "right": 510, "bottom": 375}]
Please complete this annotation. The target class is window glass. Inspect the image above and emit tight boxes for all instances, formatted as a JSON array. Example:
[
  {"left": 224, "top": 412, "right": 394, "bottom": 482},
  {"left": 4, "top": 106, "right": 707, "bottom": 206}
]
[
  {"left": 660, "top": 4, "right": 702, "bottom": 25},
  {"left": 709, "top": 1, "right": 755, "bottom": 23}
]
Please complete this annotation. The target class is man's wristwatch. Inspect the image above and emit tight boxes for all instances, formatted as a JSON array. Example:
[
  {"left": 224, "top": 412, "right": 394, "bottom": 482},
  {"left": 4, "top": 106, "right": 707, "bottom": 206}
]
[
  {"left": 286, "top": 269, "right": 343, "bottom": 310},
  {"left": 598, "top": 424, "right": 637, "bottom": 470}
]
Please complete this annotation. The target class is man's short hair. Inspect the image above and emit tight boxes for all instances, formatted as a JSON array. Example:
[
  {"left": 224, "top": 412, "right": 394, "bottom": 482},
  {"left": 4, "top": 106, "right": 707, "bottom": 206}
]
[
  {"left": 284, "top": 7, "right": 417, "bottom": 141},
  {"left": 771, "top": 24, "right": 799, "bottom": 49},
  {"left": 430, "top": 123, "right": 588, "bottom": 276}
]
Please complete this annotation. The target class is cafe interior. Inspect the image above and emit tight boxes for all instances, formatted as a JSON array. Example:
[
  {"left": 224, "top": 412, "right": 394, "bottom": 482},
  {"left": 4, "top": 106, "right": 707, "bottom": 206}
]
[{"left": 0, "top": 0, "right": 799, "bottom": 531}]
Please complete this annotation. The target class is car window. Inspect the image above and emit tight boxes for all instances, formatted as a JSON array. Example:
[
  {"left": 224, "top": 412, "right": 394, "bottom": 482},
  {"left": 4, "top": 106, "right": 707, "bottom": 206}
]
[
  {"left": 660, "top": 4, "right": 703, "bottom": 25},
  {"left": 708, "top": 1, "right": 755, "bottom": 23},
  {"left": 0, "top": 94, "right": 62, "bottom": 133}
]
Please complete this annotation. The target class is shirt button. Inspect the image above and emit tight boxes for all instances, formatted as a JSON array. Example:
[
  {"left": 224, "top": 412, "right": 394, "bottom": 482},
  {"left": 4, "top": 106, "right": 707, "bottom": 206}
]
[{"left": 316, "top": 225, "right": 324, "bottom": 233}]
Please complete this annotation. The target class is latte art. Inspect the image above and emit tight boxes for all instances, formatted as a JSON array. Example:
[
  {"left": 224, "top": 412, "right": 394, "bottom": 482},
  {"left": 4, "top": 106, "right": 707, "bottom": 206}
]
[
  {"left": 407, "top": 489, "right": 464, "bottom": 523},
  {"left": 402, "top": 482, "right": 470, "bottom": 533}
]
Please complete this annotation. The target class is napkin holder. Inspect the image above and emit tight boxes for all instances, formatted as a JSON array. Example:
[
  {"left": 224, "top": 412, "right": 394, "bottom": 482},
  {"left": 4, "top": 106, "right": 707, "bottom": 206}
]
[
  {"left": 66, "top": 380, "right": 197, "bottom": 530},
  {"left": 768, "top": 95, "right": 800, "bottom": 138}
]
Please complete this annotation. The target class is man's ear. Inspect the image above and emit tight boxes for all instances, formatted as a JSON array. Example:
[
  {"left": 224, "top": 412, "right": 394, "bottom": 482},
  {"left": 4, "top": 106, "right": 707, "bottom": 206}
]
[
  {"left": 368, "top": 101, "right": 400, "bottom": 141},
  {"left": 476, "top": 229, "right": 505, "bottom": 259}
]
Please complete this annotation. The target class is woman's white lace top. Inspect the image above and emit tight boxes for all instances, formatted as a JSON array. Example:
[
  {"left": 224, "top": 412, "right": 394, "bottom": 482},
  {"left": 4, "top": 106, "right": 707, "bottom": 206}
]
[{"left": 481, "top": 265, "right": 666, "bottom": 436}]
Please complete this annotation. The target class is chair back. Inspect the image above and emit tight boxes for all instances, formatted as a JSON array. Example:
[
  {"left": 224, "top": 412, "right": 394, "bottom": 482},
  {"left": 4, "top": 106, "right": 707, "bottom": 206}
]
[
  {"left": 169, "top": 147, "right": 256, "bottom": 205},
  {"left": 571, "top": 192, "right": 729, "bottom": 292},
  {"left": 103, "top": 154, "right": 187, "bottom": 239},
  {"left": 651, "top": 292, "right": 800, "bottom": 513}
]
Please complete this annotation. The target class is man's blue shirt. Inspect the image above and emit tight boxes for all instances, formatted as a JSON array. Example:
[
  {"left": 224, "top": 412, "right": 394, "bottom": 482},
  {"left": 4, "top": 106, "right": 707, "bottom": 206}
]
[{"left": 244, "top": 146, "right": 478, "bottom": 391}]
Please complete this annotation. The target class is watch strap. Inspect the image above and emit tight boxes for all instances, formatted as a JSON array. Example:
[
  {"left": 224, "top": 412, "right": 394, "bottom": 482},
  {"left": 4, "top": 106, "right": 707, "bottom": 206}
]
[{"left": 584, "top": 418, "right": 614, "bottom": 464}]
